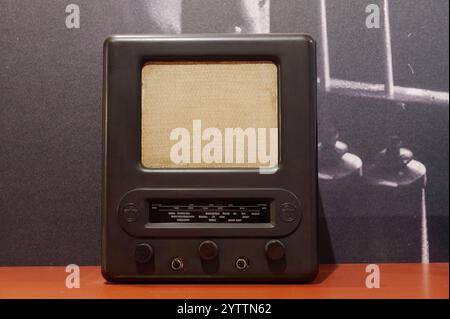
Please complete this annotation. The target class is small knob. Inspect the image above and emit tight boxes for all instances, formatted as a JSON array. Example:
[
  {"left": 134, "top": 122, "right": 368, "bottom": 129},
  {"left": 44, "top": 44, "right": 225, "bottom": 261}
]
[
  {"left": 122, "top": 203, "right": 139, "bottom": 222},
  {"left": 198, "top": 240, "right": 219, "bottom": 261},
  {"left": 135, "top": 243, "right": 153, "bottom": 263},
  {"left": 265, "top": 240, "right": 285, "bottom": 261}
]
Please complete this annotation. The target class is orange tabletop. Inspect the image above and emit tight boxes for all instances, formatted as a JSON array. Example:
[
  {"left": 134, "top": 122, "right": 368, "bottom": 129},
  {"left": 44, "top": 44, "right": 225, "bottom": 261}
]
[{"left": 0, "top": 263, "right": 448, "bottom": 299}]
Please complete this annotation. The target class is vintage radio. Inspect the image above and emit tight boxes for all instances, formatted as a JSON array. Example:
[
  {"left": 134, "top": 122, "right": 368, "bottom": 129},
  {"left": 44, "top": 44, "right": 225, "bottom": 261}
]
[{"left": 102, "top": 34, "right": 318, "bottom": 282}]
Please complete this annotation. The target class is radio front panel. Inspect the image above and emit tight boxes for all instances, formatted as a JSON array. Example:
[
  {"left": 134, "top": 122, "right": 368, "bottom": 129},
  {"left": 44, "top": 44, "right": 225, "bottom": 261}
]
[{"left": 102, "top": 34, "right": 318, "bottom": 282}]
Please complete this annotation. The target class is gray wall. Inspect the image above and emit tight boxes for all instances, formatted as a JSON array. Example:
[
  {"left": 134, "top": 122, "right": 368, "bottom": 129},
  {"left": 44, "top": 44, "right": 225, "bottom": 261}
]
[{"left": 0, "top": 0, "right": 448, "bottom": 265}]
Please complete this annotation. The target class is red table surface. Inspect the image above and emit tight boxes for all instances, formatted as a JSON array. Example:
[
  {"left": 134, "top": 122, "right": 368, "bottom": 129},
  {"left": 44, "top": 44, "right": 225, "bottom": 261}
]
[{"left": 0, "top": 263, "right": 448, "bottom": 299}]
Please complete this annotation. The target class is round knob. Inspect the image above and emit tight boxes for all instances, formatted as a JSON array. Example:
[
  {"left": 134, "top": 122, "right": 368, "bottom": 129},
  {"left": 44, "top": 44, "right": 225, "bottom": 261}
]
[
  {"left": 122, "top": 203, "right": 139, "bottom": 222},
  {"left": 198, "top": 240, "right": 219, "bottom": 261},
  {"left": 280, "top": 202, "right": 298, "bottom": 223},
  {"left": 265, "top": 240, "right": 285, "bottom": 261},
  {"left": 135, "top": 243, "right": 153, "bottom": 263}
]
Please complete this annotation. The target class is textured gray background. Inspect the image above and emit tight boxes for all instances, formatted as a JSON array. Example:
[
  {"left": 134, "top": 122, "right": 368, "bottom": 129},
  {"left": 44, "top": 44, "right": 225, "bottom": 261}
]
[{"left": 0, "top": 0, "right": 448, "bottom": 265}]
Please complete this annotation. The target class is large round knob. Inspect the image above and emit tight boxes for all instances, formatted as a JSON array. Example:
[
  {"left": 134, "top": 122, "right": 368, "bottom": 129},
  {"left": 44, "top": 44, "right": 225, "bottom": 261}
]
[
  {"left": 135, "top": 243, "right": 154, "bottom": 263},
  {"left": 198, "top": 240, "right": 219, "bottom": 261},
  {"left": 265, "top": 240, "right": 285, "bottom": 261}
]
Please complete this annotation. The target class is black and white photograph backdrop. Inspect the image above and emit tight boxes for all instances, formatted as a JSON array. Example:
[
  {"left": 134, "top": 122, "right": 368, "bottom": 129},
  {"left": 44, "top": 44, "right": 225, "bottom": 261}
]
[{"left": 0, "top": 0, "right": 448, "bottom": 265}]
